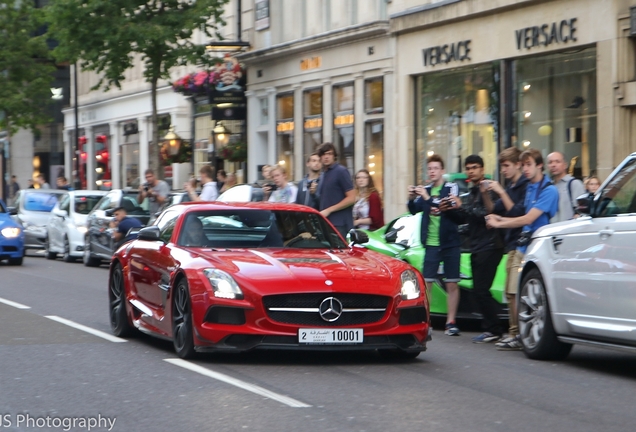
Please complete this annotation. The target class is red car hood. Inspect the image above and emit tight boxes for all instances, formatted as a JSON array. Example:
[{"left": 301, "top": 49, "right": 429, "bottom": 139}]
[{"left": 194, "top": 248, "right": 397, "bottom": 294}]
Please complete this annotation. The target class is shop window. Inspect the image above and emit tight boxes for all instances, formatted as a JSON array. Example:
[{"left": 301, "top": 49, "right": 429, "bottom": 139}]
[
  {"left": 365, "top": 121, "right": 384, "bottom": 198},
  {"left": 259, "top": 97, "right": 269, "bottom": 126},
  {"left": 120, "top": 143, "right": 139, "bottom": 188},
  {"left": 514, "top": 48, "right": 597, "bottom": 178},
  {"left": 416, "top": 63, "right": 500, "bottom": 181},
  {"left": 303, "top": 88, "right": 323, "bottom": 163},
  {"left": 365, "top": 78, "right": 383, "bottom": 114},
  {"left": 333, "top": 83, "right": 355, "bottom": 175},
  {"left": 276, "top": 93, "right": 294, "bottom": 179}
]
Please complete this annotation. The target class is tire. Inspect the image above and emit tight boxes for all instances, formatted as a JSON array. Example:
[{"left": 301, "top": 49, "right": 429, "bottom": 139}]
[
  {"left": 62, "top": 236, "right": 76, "bottom": 263},
  {"left": 172, "top": 279, "right": 196, "bottom": 359},
  {"left": 518, "top": 268, "right": 572, "bottom": 360},
  {"left": 8, "top": 256, "right": 23, "bottom": 266},
  {"left": 44, "top": 236, "right": 57, "bottom": 260},
  {"left": 109, "top": 263, "right": 135, "bottom": 337},
  {"left": 83, "top": 237, "right": 101, "bottom": 267},
  {"left": 377, "top": 349, "right": 421, "bottom": 361}
]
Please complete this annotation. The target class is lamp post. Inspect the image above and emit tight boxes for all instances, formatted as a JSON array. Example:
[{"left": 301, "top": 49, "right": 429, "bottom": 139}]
[
  {"left": 211, "top": 121, "right": 230, "bottom": 171},
  {"left": 162, "top": 126, "right": 182, "bottom": 157}
]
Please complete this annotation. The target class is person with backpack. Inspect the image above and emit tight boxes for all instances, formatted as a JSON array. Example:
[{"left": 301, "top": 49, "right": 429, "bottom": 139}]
[
  {"left": 547, "top": 151, "right": 585, "bottom": 222},
  {"left": 485, "top": 148, "right": 559, "bottom": 348}
]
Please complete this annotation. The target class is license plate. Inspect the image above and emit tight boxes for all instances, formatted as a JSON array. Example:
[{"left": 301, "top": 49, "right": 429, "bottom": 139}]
[{"left": 298, "top": 328, "right": 363, "bottom": 344}]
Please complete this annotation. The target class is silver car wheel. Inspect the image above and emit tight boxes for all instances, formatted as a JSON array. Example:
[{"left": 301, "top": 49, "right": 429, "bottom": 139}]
[{"left": 519, "top": 277, "right": 546, "bottom": 350}]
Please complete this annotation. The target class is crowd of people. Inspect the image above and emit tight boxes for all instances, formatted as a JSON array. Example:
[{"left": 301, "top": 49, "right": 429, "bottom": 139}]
[{"left": 409, "top": 148, "right": 601, "bottom": 350}]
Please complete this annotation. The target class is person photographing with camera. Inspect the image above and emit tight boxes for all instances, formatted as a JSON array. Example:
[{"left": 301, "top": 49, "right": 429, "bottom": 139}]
[
  {"left": 264, "top": 165, "right": 298, "bottom": 203},
  {"left": 408, "top": 155, "right": 462, "bottom": 336},
  {"left": 138, "top": 169, "right": 169, "bottom": 215}
]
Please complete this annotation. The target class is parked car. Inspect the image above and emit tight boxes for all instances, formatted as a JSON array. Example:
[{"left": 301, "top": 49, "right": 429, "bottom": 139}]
[
  {"left": 517, "top": 152, "right": 636, "bottom": 360},
  {"left": 217, "top": 184, "right": 265, "bottom": 202},
  {"left": 360, "top": 212, "right": 508, "bottom": 320},
  {"left": 108, "top": 202, "right": 431, "bottom": 359},
  {"left": 0, "top": 199, "right": 24, "bottom": 265},
  {"left": 45, "top": 190, "right": 107, "bottom": 262},
  {"left": 8, "top": 189, "right": 66, "bottom": 250},
  {"left": 84, "top": 189, "right": 150, "bottom": 267}
]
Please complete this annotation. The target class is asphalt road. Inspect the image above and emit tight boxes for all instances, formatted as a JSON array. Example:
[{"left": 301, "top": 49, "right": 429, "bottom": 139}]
[{"left": 1, "top": 254, "right": 636, "bottom": 432}]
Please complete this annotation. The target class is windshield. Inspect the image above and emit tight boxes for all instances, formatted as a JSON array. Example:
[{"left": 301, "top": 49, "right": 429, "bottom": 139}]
[
  {"left": 177, "top": 209, "right": 347, "bottom": 249},
  {"left": 74, "top": 195, "right": 105, "bottom": 214},
  {"left": 23, "top": 192, "right": 62, "bottom": 212}
]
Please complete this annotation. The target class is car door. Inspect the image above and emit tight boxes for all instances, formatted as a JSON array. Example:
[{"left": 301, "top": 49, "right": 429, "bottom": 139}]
[
  {"left": 87, "top": 192, "right": 116, "bottom": 257},
  {"left": 51, "top": 194, "right": 71, "bottom": 252},
  {"left": 129, "top": 211, "right": 180, "bottom": 334}
]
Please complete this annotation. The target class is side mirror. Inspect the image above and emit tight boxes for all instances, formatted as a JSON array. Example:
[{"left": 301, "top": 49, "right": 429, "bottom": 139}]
[
  {"left": 7, "top": 207, "right": 17, "bottom": 216},
  {"left": 53, "top": 209, "right": 68, "bottom": 218},
  {"left": 575, "top": 193, "right": 592, "bottom": 215},
  {"left": 105, "top": 208, "right": 115, "bottom": 217},
  {"left": 384, "top": 225, "right": 404, "bottom": 244},
  {"left": 138, "top": 226, "right": 161, "bottom": 242},
  {"left": 348, "top": 229, "right": 369, "bottom": 245}
]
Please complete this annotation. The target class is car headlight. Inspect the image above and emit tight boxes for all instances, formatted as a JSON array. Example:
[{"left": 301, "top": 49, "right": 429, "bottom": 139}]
[
  {"left": 76, "top": 226, "right": 88, "bottom": 234},
  {"left": 203, "top": 269, "right": 244, "bottom": 300},
  {"left": 400, "top": 269, "right": 421, "bottom": 300},
  {"left": 1, "top": 227, "right": 21, "bottom": 238}
]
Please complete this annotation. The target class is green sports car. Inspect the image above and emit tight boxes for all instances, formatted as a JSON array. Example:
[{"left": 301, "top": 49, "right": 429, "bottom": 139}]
[{"left": 361, "top": 213, "right": 508, "bottom": 320}]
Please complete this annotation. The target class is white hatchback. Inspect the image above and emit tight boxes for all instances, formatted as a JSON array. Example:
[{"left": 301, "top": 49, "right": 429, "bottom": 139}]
[
  {"left": 519, "top": 152, "right": 636, "bottom": 360},
  {"left": 45, "top": 190, "right": 107, "bottom": 262}
]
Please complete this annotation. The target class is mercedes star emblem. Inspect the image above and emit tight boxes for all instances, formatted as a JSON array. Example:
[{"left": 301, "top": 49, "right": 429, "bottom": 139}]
[{"left": 319, "top": 297, "right": 343, "bottom": 322}]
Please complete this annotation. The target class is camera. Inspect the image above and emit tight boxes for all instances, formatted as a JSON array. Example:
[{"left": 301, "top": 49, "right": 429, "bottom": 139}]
[
  {"left": 264, "top": 182, "right": 277, "bottom": 192},
  {"left": 516, "top": 230, "right": 533, "bottom": 247},
  {"left": 143, "top": 182, "right": 150, "bottom": 192}
]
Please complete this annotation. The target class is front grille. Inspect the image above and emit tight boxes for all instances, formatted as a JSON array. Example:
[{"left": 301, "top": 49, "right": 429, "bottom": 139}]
[{"left": 263, "top": 293, "right": 390, "bottom": 326}]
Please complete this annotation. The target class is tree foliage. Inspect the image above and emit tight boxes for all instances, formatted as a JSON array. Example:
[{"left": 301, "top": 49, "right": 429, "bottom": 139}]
[
  {"left": 0, "top": 0, "right": 55, "bottom": 134},
  {"left": 46, "top": 0, "right": 229, "bottom": 173}
]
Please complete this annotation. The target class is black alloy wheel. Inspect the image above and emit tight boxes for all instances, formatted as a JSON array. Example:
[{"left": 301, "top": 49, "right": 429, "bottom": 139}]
[
  {"left": 44, "top": 236, "right": 57, "bottom": 260},
  {"left": 62, "top": 236, "right": 75, "bottom": 263},
  {"left": 518, "top": 268, "right": 572, "bottom": 360},
  {"left": 109, "top": 263, "right": 135, "bottom": 337},
  {"left": 172, "top": 279, "right": 196, "bottom": 359}
]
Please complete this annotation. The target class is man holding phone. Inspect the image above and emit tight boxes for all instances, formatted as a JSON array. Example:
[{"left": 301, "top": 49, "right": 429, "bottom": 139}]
[{"left": 408, "top": 155, "right": 462, "bottom": 336}]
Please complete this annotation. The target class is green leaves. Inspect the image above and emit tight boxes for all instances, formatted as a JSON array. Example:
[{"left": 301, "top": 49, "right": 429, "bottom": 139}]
[{"left": 0, "top": 0, "right": 55, "bottom": 133}]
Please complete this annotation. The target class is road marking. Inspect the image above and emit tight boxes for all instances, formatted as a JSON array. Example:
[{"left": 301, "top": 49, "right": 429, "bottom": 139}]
[
  {"left": 45, "top": 315, "right": 127, "bottom": 343},
  {"left": 0, "top": 297, "right": 31, "bottom": 309},
  {"left": 164, "top": 358, "right": 312, "bottom": 408}
]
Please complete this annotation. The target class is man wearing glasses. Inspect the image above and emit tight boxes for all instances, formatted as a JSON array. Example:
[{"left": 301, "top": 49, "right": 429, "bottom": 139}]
[{"left": 316, "top": 143, "right": 356, "bottom": 239}]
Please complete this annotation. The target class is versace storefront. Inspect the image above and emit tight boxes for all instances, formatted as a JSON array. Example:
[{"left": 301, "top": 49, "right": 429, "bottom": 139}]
[{"left": 392, "top": 0, "right": 631, "bottom": 189}]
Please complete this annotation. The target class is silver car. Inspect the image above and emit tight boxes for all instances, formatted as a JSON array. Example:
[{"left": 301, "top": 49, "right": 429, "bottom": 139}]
[
  {"left": 519, "top": 152, "right": 636, "bottom": 360},
  {"left": 9, "top": 189, "right": 66, "bottom": 250},
  {"left": 45, "top": 190, "right": 107, "bottom": 262}
]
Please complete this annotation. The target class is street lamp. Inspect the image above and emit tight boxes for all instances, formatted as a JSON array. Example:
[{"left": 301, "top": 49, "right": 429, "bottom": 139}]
[
  {"left": 162, "top": 125, "right": 182, "bottom": 157},
  {"left": 211, "top": 122, "right": 230, "bottom": 169}
]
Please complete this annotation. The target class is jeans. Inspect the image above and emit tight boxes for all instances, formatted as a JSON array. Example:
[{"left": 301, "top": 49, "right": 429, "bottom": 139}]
[{"left": 471, "top": 248, "right": 504, "bottom": 335}]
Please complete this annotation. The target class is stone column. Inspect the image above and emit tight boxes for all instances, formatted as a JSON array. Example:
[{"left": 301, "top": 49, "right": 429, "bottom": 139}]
[
  {"left": 267, "top": 87, "right": 277, "bottom": 165},
  {"left": 354, "top": 73, "right": 365, "bottom": 172},
  {"left": 63, "top": 129, "right": 72, "bottom": 181},
  {"left": 293, "top": 84, "right": 303, "bottom": 181},
  {"left": 109, "top": 122, "right": 120, "bottom": 190},
  {"left": 85, "top": 126, "right": 95, "bottom": 189},
  {"left": 322, "top": 79, "right": 332, "bottom": 143},
  {"left": 138, "top": 116, "right": 149, "bottom": 184}
]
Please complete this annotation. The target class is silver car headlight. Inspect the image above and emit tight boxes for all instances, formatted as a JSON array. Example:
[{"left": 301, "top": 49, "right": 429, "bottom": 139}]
[
  {"left": 203, "top": 269, "right": 244, "bottom": 300},
  {"left": 1, "top": 227, "right": 21, "bottom": 238},
  {"left": 400, "top": 269, "right": 421, "bottom": 300}
]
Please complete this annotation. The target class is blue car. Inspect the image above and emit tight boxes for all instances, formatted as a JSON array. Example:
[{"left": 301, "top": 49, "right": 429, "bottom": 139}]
[{"left": 0, "top": 199, "right": 24, "bottom": 265}]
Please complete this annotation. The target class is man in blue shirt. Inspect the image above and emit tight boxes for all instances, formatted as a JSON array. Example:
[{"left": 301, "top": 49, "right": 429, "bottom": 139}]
[
  {"left": 110, "top": 206, "right": 143, "bottom": 249},
  {"left": 486, "top": 148, "right": 558, "bottom": 345},
  {"left": 316, "top": 143, "right": 356, "bottom": 239}
]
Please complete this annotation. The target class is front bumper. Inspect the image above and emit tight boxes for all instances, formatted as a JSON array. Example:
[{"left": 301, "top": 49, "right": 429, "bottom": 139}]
[{"left": 0, "top": 237, "right": 24, "bottom": 260}]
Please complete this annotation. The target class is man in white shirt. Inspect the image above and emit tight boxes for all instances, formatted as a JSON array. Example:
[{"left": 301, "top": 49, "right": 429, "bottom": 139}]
[
  {"left": 265, "top": 165, "right": 298, "bottom": 203},
  {"left": 547, "top": 152, "right": 585, "bottom": 222},
  {"left": 185, "top": 165, "right": 218, "bottom": 202}
]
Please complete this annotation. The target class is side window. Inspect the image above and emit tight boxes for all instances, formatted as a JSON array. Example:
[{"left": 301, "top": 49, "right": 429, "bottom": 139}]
[
  {"left": 598, "top": 159, "right": 636, "bottom": 216},
  {"left": 98, "top": 194, "right": 115, "bottom": 210},
  {"left": 59, "top": 195, "right": 71, "bottom": 212},
  {"left": 159, "top": 213, "right": 179, "bottom": 243}
]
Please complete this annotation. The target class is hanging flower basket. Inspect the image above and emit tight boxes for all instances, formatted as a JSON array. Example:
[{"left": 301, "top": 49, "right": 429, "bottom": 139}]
[{"left": 220, "top": 141, "right": 247, "bottom": 163}]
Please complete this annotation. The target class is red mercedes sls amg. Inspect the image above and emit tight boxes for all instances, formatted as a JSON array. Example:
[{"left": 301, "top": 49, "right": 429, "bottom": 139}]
[{"left": 108, "top": 202, "right": 430, "bottom": 359}]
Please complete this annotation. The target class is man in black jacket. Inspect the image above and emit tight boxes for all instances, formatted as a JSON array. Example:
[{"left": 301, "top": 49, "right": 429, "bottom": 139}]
[
  {"left": 408, "top": 155, "right": 462, "bottom": 336},
  {"left": 441, "top": 154, "right": 504, "bottom": 343}
]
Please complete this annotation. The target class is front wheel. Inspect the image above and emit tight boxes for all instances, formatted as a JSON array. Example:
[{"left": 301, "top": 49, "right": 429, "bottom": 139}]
[
  {"left": 109, "top": 263, "right": 135, "bottom": 337},
  {"left": 172, "top": 279, "right": 196, "bottom": 359},
  {"left": 8, "top": 256, "right": 23, "bottom": 266},
  {"left": 83, "top": 237, "right": 101, "bottom": 267},
  {"left": 44, "top": 236, "right": 57, "bottom": 260},
  {"left": 62, "top": 236, "right": 75, "bottom": 263},
  {"left": 518, "top": 268, "right": 572, "bottom": 360}
]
